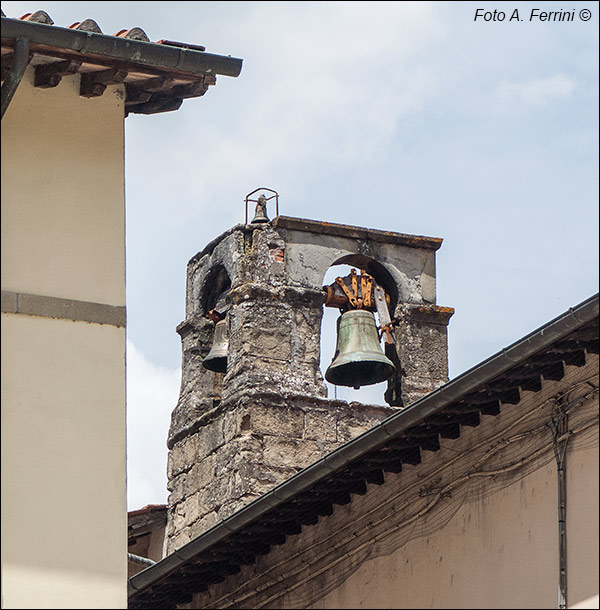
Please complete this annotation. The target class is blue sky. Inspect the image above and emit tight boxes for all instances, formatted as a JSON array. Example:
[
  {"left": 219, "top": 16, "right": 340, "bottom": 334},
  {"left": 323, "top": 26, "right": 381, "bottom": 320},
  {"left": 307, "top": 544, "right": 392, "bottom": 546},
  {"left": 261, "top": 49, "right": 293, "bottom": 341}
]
[{"left": 3, "top": 1, "right": 598, "bottom": 509}]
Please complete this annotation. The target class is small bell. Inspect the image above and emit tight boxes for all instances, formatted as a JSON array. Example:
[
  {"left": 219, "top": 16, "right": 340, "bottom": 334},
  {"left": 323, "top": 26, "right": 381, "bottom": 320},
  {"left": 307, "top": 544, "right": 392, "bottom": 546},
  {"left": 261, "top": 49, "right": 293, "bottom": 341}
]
[
  {"left": 203, "top": 319, "right": 228, "bottom": 372},
  {"left": 250, "top": 194, "right": 270, "bottom": 224},
  {"left": 325, "top": 310, "right": 395, "bottom": 389}
]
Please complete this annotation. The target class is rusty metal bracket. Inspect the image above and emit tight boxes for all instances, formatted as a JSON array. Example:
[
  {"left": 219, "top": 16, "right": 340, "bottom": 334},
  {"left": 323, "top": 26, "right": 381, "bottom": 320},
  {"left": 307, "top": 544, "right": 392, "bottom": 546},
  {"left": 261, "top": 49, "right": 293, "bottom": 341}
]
[
  {"left": 325, "top": 269, "right": 380, "bottom": 312},
  {"left": 244, "top": 187, "right": 279, "bottom": 224},
  {"left": 335, "top": 276, "right": 359, "bottom": 308},
  {"left": 350, "top": 269, "right": 358, "bottom": 305},
  {"left": 378, "top": 321, "right": 397, "bottom": 345},
  {"left": 361, "top": 270, "right": 373, "bottom": 309}
]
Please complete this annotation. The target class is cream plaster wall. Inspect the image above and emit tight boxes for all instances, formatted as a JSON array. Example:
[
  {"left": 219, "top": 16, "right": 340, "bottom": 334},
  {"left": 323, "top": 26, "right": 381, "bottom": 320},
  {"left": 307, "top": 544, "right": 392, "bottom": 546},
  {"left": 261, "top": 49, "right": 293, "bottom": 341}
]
[
  {"left": 1, "top": 68, "right": 127, "bottom": 609},
  {"left": 1, "top": 67, "right": 125, "bottom": 305},
  {"left": 312, "top": 444, "right": 599, "bottom": 610},
  {"left": 565, "top": 444, "right": 600, "bottom": 608}
]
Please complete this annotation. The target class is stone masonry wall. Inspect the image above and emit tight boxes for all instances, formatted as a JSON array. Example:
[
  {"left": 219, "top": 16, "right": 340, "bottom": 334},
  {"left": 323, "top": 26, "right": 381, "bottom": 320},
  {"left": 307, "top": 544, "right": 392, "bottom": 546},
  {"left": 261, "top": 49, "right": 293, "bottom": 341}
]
[
  {"left": 165, "top": 394, "right": 393, "bottom": 553},
  {"left": 387, "top": 304, "right": 454, "bottom": 407},
  {"left": 164, "top": 217, "right": 452, "bottom": 555}
]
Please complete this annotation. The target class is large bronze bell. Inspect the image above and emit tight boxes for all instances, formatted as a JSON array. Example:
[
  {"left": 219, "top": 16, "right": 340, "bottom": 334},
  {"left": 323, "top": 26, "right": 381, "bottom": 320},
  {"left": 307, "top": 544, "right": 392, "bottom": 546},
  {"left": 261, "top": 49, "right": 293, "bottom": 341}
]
[
  {"left": 203, "top": 319, "right": 228, "bottom": 372},
  {"left": 325, "top": 310, "right": 395, "bottom": 389}
]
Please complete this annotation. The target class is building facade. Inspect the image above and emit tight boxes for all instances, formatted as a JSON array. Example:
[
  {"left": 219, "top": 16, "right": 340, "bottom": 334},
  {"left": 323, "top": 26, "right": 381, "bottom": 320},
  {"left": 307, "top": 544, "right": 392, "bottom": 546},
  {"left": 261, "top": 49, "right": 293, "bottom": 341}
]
[{"left": 1, "top": 51, "right": 128, "bottom": 609}]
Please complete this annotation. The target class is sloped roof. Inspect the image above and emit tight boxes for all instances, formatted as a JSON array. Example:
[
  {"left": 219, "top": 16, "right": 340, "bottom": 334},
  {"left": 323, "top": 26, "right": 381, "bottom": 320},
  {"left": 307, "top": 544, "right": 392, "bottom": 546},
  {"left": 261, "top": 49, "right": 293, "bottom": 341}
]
[
  {"left": 1, "top": 9, "right": 242, "bottom": 116},
  {"left": 128, "top": 505, "right": 168, "bottom": 542},
  {"left": 128, "top": 293, "right": 599, "bottom": 608}
]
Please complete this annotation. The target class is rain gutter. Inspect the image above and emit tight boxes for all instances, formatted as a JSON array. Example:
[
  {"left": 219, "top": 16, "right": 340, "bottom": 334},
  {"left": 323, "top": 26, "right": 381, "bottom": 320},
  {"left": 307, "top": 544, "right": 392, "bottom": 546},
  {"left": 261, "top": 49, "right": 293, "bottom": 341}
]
[
  {"left": 1, "top": 35, "right": 30, "bottom": 119},
  {"left": 129, "top": 292, "right": 598, "bottom": 598},
  {"left": 0, "top": 17, "right": 242, "bottom": 78}
]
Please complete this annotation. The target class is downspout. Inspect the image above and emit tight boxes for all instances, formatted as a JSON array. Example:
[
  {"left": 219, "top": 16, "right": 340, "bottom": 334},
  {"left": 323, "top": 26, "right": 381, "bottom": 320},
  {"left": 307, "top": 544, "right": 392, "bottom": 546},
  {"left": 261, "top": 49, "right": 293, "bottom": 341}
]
[
  {"left": 549, "top": 409, "right": 569, "bottom": 610},
  {"left": 128, "top": 553, "right": 157, "bottom": 568},
  {"left": 1, "top": 36, "right": 30, "bottom": 120}
]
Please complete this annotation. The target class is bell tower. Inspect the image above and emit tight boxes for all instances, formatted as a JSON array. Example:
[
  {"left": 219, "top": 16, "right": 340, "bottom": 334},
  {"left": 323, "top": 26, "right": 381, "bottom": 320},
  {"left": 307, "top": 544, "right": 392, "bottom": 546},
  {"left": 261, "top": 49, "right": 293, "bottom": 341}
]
[{"left": 164, "top": 192, "right": 453, "bottom": 553}]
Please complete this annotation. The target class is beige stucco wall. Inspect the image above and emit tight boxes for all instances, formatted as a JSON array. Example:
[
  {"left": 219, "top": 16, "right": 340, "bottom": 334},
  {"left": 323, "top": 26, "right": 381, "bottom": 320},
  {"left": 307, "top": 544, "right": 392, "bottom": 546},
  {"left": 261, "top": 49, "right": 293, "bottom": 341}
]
[
  {"left": 1, "top": 67, "right": 127, "bottom": 608},
  {"left": 1, "top": 69, "right": 125, "bottom": 304},
  {"left": 312, "top": 443, "right": 599, "bottom": 610}
]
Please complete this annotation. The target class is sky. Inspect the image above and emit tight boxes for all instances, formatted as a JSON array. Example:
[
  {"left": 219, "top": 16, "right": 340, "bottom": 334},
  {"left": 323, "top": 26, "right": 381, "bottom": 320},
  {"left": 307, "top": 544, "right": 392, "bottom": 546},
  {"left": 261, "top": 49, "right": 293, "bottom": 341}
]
[{"left": 3, "top": 1, "right": 598, "bottom": 511}]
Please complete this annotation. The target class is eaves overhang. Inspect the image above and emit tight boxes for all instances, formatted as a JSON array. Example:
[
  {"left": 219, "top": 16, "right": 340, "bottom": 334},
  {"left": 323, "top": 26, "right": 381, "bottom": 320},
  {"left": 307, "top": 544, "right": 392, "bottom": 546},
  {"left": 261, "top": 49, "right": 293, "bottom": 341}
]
[
  {"left": 1, "top": 16, "right": 242, "bottom": 116},
  {"left": 128, "top": 293, "right": 599, "bottom": 608}
]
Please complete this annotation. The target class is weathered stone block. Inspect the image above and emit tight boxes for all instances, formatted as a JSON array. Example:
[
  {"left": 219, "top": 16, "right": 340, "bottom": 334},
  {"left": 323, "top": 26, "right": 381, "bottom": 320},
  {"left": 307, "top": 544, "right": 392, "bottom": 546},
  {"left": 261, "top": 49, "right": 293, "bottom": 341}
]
[
  {"left": 241, "top": 403, "right": 305, "bottom": 438},
  {"left": 167, "top": 434, "right": 198, "bottom": 477},
  {"left": 213, "top": 436, "right": 264, "bottom": 475},
  {"left": 337, "top": 417, "right": 377, "bottom": 443},
  {"left": 304, "top": 409, "right": 338, "bottom": 443},
  {"left": 170, "top": 526, "right": 193, "bottom": 552},
  {"left": 186, "top": 455, "right": 217, "bottom": 493},
  {"left": 262, "top": 436, "right": 324, "bottom": 470},
  {"left": 217, "top": 493, "right": 266, "bottom": 523},
  {"left": 200, "top": 482, "right": 226, "bottom": 513},
  {"left": 222, "top": 407, "right": 250, "bottom": 442},
  {"left": 166, "top": 469, "right": 186, "bottom": 496},
  {"left": 180, "top": 492, "right": 202, "bottom": 528},
  {"left": 195, "top": 417, "right": 225, "bottom": 456},
  {"left": 189, "top": 511, "right": 219, "bottom": 539}
]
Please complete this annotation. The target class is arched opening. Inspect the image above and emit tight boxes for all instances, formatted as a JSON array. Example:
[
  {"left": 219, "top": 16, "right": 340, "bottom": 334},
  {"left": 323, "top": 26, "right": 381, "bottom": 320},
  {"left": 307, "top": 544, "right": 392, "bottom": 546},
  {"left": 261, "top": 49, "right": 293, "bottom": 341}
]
[
  {"left": 320, "top": 258, "right": 396, "bottom": 406},
  {"left": 201, "top": 265, "right": 231, "bottom": 315}
]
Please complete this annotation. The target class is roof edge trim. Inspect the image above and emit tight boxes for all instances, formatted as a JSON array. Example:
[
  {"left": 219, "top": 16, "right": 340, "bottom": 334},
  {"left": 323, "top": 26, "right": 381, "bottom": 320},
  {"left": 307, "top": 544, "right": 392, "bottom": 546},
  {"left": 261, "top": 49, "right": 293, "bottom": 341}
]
[{"left": 1, "top": 17, "right": 242, "bottom": 77}]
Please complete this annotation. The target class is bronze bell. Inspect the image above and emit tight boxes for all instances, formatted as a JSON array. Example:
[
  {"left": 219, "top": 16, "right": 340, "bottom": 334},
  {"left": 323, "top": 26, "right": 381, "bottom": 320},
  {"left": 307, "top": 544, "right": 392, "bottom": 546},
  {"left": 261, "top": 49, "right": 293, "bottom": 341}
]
[
  {"left": 250, "top": 194, "right": 270, "bottom": 223},
  {"left": 203, "top": 319, "right": 228, "bottom": 372},
  {"left": 325, "top": 310, "right": 395, "bottom": 389}
]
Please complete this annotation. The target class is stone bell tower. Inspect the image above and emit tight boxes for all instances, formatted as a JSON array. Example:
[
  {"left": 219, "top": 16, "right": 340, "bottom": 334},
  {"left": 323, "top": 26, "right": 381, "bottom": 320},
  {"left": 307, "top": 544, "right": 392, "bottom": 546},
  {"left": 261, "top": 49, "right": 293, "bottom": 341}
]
[{"left": 164, "top": 191, "right": 453, "bottom": 553}]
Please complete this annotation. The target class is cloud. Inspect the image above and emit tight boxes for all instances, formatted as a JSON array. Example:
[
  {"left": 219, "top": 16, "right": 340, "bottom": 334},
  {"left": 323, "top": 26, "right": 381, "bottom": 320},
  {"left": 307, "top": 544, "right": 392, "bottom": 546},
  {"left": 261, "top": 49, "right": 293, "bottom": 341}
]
[
  {"left": 126, "top": 340, "right": 180, "bottom": 510},
  {"left": 495, "top": 74, "right": 575, "bottom": 107},
  {"left": 131, "top": 1, "right": 446, "bottom": 211}
]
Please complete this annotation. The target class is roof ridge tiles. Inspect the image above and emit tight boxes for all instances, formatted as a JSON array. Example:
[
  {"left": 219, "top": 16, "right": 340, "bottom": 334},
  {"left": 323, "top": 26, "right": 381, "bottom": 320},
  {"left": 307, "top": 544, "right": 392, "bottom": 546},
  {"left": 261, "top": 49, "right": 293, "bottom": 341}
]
[
  {"left": 68, "top": 19, "right": 102, "bottom": 34},
  {"left": 19, "top": 10, "right": 53, "bottom": 24}
]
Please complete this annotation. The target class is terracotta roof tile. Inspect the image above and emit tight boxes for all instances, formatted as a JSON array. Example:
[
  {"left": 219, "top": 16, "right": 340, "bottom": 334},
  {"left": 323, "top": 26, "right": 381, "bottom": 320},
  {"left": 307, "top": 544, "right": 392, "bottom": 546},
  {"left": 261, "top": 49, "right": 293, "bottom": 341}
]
[
  {"left": 18, "top": 11, "right": 162, "bottom": 46},
  {"left": 19, "top": 10, "right": 53, "bottom": 24},
  {"left": 1, "top": 10, "right": 242, "bottom": 115},
  {"left": 114, "top": 27, "right": 150, "bottom": 42},
  {"left": 128, "top": 504, "right": 167, "bottom": 518},
  {"left": 67, "top": 19, "right": 102, "bottom": 34}
]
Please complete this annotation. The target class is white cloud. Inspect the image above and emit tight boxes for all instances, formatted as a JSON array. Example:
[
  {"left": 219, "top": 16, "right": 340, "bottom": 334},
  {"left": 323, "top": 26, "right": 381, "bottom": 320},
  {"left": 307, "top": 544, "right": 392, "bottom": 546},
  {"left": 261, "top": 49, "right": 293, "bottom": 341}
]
[
  {"left": 126, "top": 340, "right": 180, "bottom": 510},
  {"left": 143, "top": 1, "right": 445, "bottom": 209},
  {"left": 495, "top": 74, "right": 575, "bottom": 107}
]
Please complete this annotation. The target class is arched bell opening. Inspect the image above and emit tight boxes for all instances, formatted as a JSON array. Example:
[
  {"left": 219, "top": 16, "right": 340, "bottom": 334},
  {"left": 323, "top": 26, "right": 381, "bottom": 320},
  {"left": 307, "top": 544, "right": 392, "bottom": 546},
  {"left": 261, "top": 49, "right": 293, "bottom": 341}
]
[
  {"left": 320, "top": 259, "right": 398, "bottom": 407},
  {"left": 201, "top": 265, "right": 231, "bottom": 373},
  {"left": 201, "top": 265, "right": 231, "bottom": 316}
]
